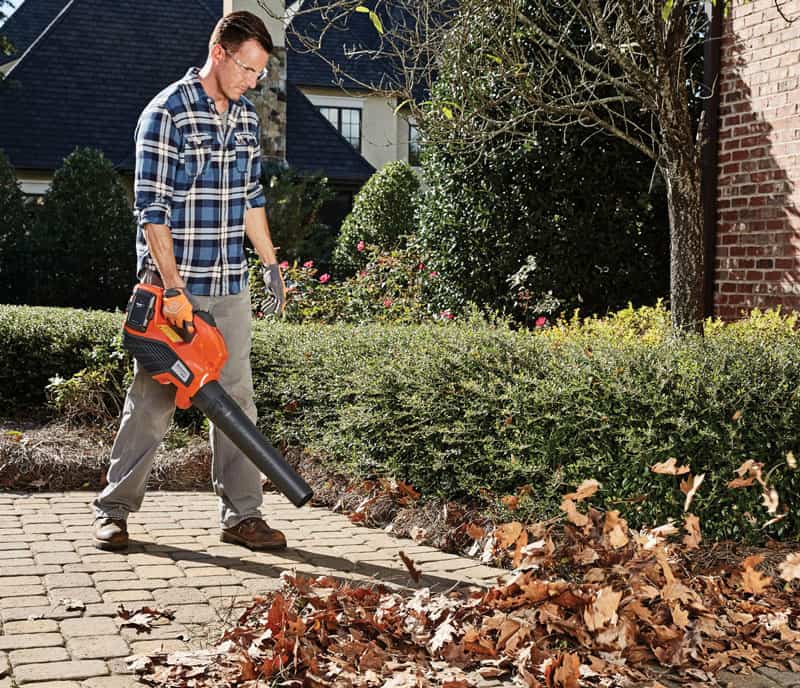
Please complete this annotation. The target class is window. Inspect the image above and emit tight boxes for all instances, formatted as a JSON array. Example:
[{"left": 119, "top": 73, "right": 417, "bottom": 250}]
[
  {"left": 408, "top": 122, "right": 421, "bottom": 167},
  {"left": 319, "top": 106, "right": 362, "bottom": 152}
]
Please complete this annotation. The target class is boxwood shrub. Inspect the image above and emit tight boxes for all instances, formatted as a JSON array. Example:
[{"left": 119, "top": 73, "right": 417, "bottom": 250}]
[{"left": 1, "top": 303, "right": 798, "bottom": 541}]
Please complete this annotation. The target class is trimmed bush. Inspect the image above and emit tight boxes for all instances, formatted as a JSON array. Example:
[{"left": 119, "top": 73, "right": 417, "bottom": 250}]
[
  {"left": 0, "top": 305, "right": 124, "bottom": 412},
  {"left": 30, "top": 147, "right": 136, "bottom": 309},
  {"left": 261, "top": 162, "right": 335, "bottom": 268},
  {"left": 2, "top": 303, "right": 798, "bottom": 541},
  {"left": 332, "top": 161, "right": 420, "bottom": 275},
  {"left": 0, "top": 149, "right": 31, "bottom": 304}
]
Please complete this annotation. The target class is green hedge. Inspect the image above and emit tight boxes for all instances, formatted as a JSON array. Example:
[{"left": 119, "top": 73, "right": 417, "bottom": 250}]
[
  {"left": 2, "top": 303, "right": 799, "bottom": 541},
  {"left": 0, "top": 305, "right": 123, "bottom": 411}
]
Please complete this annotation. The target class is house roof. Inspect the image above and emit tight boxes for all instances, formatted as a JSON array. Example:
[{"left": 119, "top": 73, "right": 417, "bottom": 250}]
[
  {"left": 286, "top": 0, "right": 400, "bottom": 91},
  {"left": 0, "top": 0, "right": 220, "bottom": 171},
  {"left": 0, "top": 0, "right": 374, "bottom": 183},
  {"left": 286, "top": 81, "right": 374, "bottom": 180},
  {"left": 0, "top": 0, "right": 66, "bottom": 66}
]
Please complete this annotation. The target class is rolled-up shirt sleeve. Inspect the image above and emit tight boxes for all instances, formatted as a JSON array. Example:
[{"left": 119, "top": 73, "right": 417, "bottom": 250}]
[
  {"left": 246, "top": 122, "right": 267, "bottom": 210},
  {"left": 134, "top": 105, "right": 179, "bottom": 227}
]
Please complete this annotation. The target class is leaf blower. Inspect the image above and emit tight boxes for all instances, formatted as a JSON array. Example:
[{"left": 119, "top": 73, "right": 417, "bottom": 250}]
[{"left": 121, "top": 283, "right": 313, "bottom": 508}]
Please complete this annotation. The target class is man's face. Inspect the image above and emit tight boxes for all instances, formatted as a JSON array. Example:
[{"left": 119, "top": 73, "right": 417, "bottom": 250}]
[{"left": 218, "top": 39, "right": 270, "bottom": 101}]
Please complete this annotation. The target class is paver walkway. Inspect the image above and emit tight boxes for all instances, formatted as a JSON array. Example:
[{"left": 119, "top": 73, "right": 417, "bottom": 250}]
[
  {"left": 0, "top": 490, "right": 505, "bottom": 688},
  {"left": 0, "top": 491, "right": 797, "bottom": 688}
]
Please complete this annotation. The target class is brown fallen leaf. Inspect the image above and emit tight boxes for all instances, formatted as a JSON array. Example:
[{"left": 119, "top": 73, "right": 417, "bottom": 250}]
[
  {"left": 501, "top": 495, "right": 519, "bottom": 511},
  {"left": 563, "top": 479, "right": 601, "bottom": 502},
  {"left": 466, "top": 523, "right": 485, "bottom": 540},
  {"left": 560, "top": 499, "right": 589, "bottom": 528},
  {"left": 680, "top": 473, "right": 705, "bottom": 512},
  {"left": 495, "top": 521, "right": 524, "bottom": 549},
  {"left": 544, "top": 652, "right": 580, "bottom": 688},
  {"left": 670, "top": 603, "right": 690, "bottom": 629},
  {"left": 651, "top": 458, "right": 691, "bottom": 475},
  {"left": 398, "top": 551, "right": 422, "bottom": 583},
  {"left": 740, "top": 555, "right": 772, "bottom": 595},
  {"left": 683, "top": 514, "right": 702, "bottom": 550},
  {"left": 583, "top": 587, "right": 622, "bottom": 631},
  {"left": 603, "top": 510, "right": 629, "bottom": 549},
  {"left": 778, "top": 552, "right": 800, "bottom": 582},
  {"left": 761, "top": 487, "right": 780, "bottom": 515}
]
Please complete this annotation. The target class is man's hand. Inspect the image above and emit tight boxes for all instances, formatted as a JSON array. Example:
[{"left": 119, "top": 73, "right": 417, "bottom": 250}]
[
  {"left": 261, "top": 263, "right": 287, "bottom": 314},
  {"left": 162, "top": 288, "right": 195, "bottom": 334}
]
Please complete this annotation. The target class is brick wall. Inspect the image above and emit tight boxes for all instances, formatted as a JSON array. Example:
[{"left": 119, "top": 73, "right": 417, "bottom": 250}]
[{"left": 715, "top": 0, "right": 800, "bottom": 320}]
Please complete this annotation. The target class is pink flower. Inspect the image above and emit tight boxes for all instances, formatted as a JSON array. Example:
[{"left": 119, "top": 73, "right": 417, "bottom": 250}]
[
  {"left": 429, "top": 271, "right": 439, "bottom": 277},
  {"left": 357, "top": 240, "right": 366, "bottom": 252},
  {"left": 417, "top": 262, "right": 426, "bottom": 271},
  {"left": 440, "top": 309, "right": 454, "bottom": 320},
  {"left": 358, "top": 270, "right": 367, "bottom": 279},
  {"left": 279, "top": 260, "right": 289, "bottom": 269},
  {"left": 256, "top": 311, "right": 264, "bottom": 319},
  {"left": 319, "top": 273, "right": 330, "bottom": 283},
  {"left": 303, "top": 260, "right": 314, "bottom": 268},
  {"left": 383, "top": 298, "right": 393, "bottom": 308},
  {"left": 535, "top": 316, "right": 548, "bottom": 328}
]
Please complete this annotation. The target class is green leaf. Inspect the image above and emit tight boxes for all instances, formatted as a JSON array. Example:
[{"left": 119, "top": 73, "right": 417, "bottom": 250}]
[
  {"left": 661, "top": 0, "right": 675, "bottom": 22},
  {"left": 355, "top": 5, "right": 370, "bottom": 12},
  {"left": 369, "top": 10, "right": 384, "bottom": 34},
  {"left": 442, "top": 106, "right": 454, "bottom": 120}
]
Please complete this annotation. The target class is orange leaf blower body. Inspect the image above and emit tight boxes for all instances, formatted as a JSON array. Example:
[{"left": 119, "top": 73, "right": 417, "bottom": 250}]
[{"left": 122, "top": 283, "right": 313, "bottom": 507}]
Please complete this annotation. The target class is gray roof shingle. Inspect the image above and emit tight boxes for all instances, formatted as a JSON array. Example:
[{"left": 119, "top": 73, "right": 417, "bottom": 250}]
[{"left": 0, "top": 0, "right": 374, "bottom": 181}]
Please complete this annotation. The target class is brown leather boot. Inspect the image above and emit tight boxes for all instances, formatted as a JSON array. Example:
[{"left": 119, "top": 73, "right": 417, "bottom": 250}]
[
  {"left": 93, "top": 517, "right": 128, "bottom": 551},
  {"left": 221, "top": 517, "right": 287, "bottom": 551}
]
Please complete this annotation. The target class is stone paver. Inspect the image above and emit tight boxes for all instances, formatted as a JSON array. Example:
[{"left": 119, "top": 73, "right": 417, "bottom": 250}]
[
  {"left": 14, "top": 659, "right": 108, "bottom": 684},
  {"left": 0, "top": 490, "right": 795, "bottom": 688}
]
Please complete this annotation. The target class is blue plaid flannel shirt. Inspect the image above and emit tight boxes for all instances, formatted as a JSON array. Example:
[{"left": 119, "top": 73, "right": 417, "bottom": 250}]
[{"left": 133, "top": 67, "right": 267, "bottom": 296}]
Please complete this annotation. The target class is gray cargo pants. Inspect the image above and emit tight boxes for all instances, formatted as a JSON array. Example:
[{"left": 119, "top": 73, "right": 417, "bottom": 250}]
[{"left": 92, "top": 287, "right": 263, "bottom": 528}]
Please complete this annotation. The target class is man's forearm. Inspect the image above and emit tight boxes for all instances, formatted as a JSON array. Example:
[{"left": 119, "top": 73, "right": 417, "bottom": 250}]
[
  {"left": 245, "top": 207, "right": 278, "bottom": 265},
  {"left": 143, "top": 223, "right": 184, "bottom": 289}
]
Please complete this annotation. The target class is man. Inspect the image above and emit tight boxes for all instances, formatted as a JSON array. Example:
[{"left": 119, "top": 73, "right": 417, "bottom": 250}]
[{"left": 92, "top": 11, "right": 287, "bottom": 552}]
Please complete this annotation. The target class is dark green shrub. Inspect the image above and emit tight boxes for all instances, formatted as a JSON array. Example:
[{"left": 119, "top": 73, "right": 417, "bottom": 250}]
[
  {"left": 30, "top": 147, "right": 136, "bottom": 309},
  {"left": 0, "top": 305, "right": 124, "bottom": 412},
  {"left": 261, "top": 162, "right": 335, "bottom": 268},
  {"left": 332, "top": 161, "right": 420, "bottom": 276},
  {"left": 0, "top": 149, "right": 32, "bottom": 304},
  {"left": 3, "top": 302, "right": 798, "bottom": 542},
  {"left": 416, "top": 128, "right": 670, "bottom": 323}
]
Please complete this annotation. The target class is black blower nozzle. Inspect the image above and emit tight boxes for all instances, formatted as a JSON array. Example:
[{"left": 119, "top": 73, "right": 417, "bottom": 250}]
[{"left": 192, "top": 381, "right": 313, "bottom": 508}]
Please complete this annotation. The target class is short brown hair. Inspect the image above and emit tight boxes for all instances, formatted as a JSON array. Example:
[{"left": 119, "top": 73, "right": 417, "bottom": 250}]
[{"left": 210, "top": 11, "right": 273, "bottom": 55}]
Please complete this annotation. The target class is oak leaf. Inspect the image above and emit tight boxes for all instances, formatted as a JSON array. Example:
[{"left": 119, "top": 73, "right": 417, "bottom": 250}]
[
  {"left": 563, "top": 479, "right": 601, "bottom": 502},
  {"left": 778, "top": 552, "right": 800, "bottom": 582},
  {"left": 560, "top": 499, "right": 589, "bottom": 528},
  {"left": 683, "top": 514, "right": 702, "bottom": 550},
  {"left": 583, "top": 586, "right": 622, "bottom": 631},
  {"left": 650, "top": 458, "right": 690, "bottom": 475},
  {"left": 680, "top": 473, "right": 705, "bottom": 512}
]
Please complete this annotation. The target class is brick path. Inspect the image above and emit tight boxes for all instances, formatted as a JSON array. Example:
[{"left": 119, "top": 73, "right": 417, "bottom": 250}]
[
  {"left": 0, "top": 491, "right": 505, "bottom": 688},
  {"left": 0, "top": 491, "right": 797, "bottom": 688}
]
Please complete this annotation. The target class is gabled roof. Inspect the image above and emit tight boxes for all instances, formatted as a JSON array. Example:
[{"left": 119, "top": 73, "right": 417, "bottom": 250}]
[
  {"left": 286, "top": 0, "right": 399, "bottom": 91},
  {"left": 0, "top": 0, "right": 66, "bottom": 65},
  {"left": 0, "top": 0, "right": 375, "bottom": 183},
  {"left": 0, "top": 0, "right": 221, "bottom": 171},
  {"left": 286, "top": 82, "right": 374, "bottom": 180}
]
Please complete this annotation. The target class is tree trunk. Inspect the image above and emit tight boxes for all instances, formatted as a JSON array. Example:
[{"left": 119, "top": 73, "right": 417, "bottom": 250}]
[{"left": 663, "top": 157, "right": 705, "bottom": 334}]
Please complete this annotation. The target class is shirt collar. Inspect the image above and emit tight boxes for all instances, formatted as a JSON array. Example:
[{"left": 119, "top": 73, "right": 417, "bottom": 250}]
[{"left": 182, "top": 67, "right": 243, "bottom": 111}]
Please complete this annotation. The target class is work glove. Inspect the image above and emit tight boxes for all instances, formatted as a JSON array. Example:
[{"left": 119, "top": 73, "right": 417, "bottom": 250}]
[
  {"left": 261, "top": 263, "right": 287, "bottom": 315},
  {"left": 162, "top": 288, "right": 195, "bottom": 336}
]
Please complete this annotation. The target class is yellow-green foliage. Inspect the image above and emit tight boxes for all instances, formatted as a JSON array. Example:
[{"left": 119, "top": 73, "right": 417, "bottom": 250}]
[{"left": 2, "top": 303, "right": 798, "bottom": 542}]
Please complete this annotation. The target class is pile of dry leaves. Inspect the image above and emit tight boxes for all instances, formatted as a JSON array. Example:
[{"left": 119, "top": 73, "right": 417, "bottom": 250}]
[{"left": 128, "top": 459, "right": 800, "bottom": 688}]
